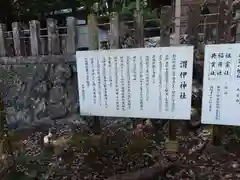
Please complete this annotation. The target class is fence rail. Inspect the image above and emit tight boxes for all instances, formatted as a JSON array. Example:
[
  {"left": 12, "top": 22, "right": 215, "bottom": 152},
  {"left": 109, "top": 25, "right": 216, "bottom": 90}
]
[{"left": 0, "top": 2, "right": 238, "bottom": 59}]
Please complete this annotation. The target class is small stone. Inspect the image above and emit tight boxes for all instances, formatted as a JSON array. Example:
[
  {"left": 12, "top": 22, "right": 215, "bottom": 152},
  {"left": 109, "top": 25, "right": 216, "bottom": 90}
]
[
  {"left": 48, "top": 102, "right": 67, "bottom": 120},
  {"left": 49, "top": 86, "right": 65, "bottom": 103},
  {"left": 232, "top": 161, "right": 239, "bottom": 168}
]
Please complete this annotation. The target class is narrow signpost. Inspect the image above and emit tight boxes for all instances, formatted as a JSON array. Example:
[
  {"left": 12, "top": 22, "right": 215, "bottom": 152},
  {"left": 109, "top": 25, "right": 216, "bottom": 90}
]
[
  {"left": 87, "top": 14, "right": 101, "bottom": 135},
  {"left": 209, "top": 0, "right": 231, "bottom": 146},
  {"left": 164, "top": 0, "right": 181, "bottom": 153}
]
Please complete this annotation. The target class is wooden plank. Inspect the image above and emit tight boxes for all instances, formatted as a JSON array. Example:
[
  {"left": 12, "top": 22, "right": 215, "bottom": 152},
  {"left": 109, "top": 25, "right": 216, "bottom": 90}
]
[
  {"left": 0, "top": 24, "right": 7, "bottom": 56},
  {"left": 0, "top": 54, "right": 76, "bottom": 65},
  {"left": 109, "top": 12, "right": 120, "bottom": 49},
  {"left": 216, "top": 0, "right": 227, "bottom": 43},
  {"left": 87, "top": 14, "right": 99, "bottom": 50},
  {"left": 211, "top": 0, "right": 223, "bottom": 146},
  {"left": 159, "top": 5, "right": 178, "bottom": 152},
  {"left": 12, "top": 22, "right": 25, "bottom": 56},
  {"left": 66, "top": 17, "right": 76, "bottom": 53},
  {"left": 29, "top": 20, "right": 41, "bottom": 56},
  {"left": 166, "top": 0, "right": 183, "bottom": 153},
  {"left": 227, "top": 0, "right": 233, "bottom": 42},
  {"left": 160, "top": 6, "right": 172, "bottom": 46},
  {"left": 40, "top": 37, "right": 47, "bottom": 55},
  {"left": 174, "top": 0, "right": 181, "bottom": 45},
  {"left": 167, "top": 2, "right": 180, "bottom": 153},
  {"left": 187, "top": 4, "right": 200, "bottom": 46},
  {"left": 60, "top": 36, "right": 67, "bottom": 54},
  {"left": 47, "top": 18, "right": 60, "bottom": 54},
  {"left": 87, "top": 14, "right": 101, "bottom": 134},
  {"left": 134, "top": 10, "right": 144, "bottom": 47}
]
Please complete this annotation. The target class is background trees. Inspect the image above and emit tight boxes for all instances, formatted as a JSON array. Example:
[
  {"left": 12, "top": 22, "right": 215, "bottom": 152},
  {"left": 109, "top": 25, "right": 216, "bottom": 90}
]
[{"left": 0, "top": 0, "right": 169, "bottom": 24}]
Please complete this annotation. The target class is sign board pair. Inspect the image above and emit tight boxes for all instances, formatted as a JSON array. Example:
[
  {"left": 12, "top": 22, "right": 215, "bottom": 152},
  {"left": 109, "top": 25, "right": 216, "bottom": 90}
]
[{"left": 76, "top": 44, "right": 240, "bottom": 126}]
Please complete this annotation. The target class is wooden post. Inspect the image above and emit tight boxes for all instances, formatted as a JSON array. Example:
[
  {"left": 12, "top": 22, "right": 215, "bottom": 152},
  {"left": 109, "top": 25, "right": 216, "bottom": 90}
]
[
  {"left": 159, "top": 5, "right": 178, "bottom": 152},
  {"left": 231, "top": 0, "right": 237, "bottom": 42},
  {"left": 216, "top": 0, "right": 227, "bottom": 43},
  {"left": 88, "top": 14, "right": 99, "bottom": 50},
  {"left": 109, "top": 12, "right": 120, "bottom": 49},
  {"left": 211, "top": 0, "right": 225, "bottom": 146},
  {"left": 87, "top": 14, "right": 101, "bottom": 134},
  {"left": 0, "top": 24, "right": 7, "bottom": 56},
  {"left": 134, "top": 10, "right": 144, "bottom": 47},
  {"left": 47, "top": 18, "right": 60, "bottom": 54},
  {"left": 29, "top": 20, "right": 41, "bottom": 56},
  {"left": 227, "top": 0, "right": 233, "bottom": 42},
  {"left": 40, "top": 37, "right": 47, "bottom": 55},
  {"left": 160, "top": 6, "right": 172, "bottom": 46},
  {"left": 12, "top": 22, "right": 25, "bottom": 56},
  {"left": 66, "top": 17, "right": 76, "bottom": 53},
  {"left": 187, "top": 5, "right": 200, "bottom": 46},
  {"left": 174, "top": 0, "right": 181, "bottom": 45}
]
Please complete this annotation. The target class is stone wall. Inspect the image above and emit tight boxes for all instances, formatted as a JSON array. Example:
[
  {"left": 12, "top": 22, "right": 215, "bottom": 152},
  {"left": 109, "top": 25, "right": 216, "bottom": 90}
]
[
  {"left": 0, "top": 36, "right": 188, "bottom": 130},
  {"left": 0, "top": 62, "right": 79, "bottom": 129}
]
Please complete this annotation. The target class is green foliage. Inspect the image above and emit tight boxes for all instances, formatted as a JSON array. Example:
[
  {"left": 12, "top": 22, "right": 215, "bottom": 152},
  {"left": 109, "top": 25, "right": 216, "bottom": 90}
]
[{"left": 9, "top": 0, "right": 159, "bottom": 21}]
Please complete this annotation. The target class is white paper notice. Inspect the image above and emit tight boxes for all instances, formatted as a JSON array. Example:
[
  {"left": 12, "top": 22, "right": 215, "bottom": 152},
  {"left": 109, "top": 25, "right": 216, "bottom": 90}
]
[
  {"left": 202, "top": 44, "right": 240, "bottom": 126},
  {"left": 76, "top": 46, "right": 194, "bottom": 119}
]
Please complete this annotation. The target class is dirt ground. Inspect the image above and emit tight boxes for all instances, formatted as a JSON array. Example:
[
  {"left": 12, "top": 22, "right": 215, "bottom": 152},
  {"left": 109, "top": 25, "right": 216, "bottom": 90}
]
[{"left": 1, "top": 119, "right": 240, "bottom": 180}]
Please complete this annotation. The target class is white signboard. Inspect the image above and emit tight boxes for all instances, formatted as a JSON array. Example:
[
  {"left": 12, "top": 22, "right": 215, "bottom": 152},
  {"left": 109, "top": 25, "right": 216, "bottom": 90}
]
[
  {"left": 202, "top": 44, "right": 240, "bottom": 126},
  {"left": 76, "top": 46, "right": 194, "bottom": 119}
]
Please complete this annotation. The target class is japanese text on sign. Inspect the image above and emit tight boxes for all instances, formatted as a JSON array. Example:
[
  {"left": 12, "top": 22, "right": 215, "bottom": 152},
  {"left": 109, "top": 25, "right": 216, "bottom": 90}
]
[
  {"left": 76, "top": 46, "right": 194, "bottom": 119},
  {"left": 202, "top": 44, "right": 240, "bottom": 126}
]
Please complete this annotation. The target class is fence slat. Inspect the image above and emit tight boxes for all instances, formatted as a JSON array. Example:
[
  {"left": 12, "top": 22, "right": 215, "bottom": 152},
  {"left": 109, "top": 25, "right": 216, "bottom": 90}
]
[
  {"left": 47, "top": 18, "right": 60, "bottom": 54},
  {"left": 40, "top": 37, "right": 47, "bottom": 55},
  {"left": 216, "top": 1, "right": 227, "bottom": 43},
  {"left": 88, "top": 14, "right": 99, "bottom": 50},
  {"left": 211, "top": 0, "right": 228, "bottom": 146},
  {"left": 134, "top": 10, "right": 144, "bottom": 47},
  {"left": 160, "top": 6, "right": 172, "bottom": 46},
  {"left": 12, "top": 22, "right": 25, "bottom": 56},
  {"left": 66, "top": 17, "right": 76, "bottom": 53},
  {"left": 29, "top": 20, "right": 41, "bottom": 56},
  {"left": 187, "top": 5, "right": 200, "bottom": 46},
  {"left": 166, "top": 0, "right": 182, "bottom": 153},
  {"left": 0, "top": 24, "right": 7, "bottom": 56},
  {"left": 109, "top": 12, "right": 120, "bottom": 49},
  {"left": 227, "top": 0, "right": 233, "bottom": 42}
]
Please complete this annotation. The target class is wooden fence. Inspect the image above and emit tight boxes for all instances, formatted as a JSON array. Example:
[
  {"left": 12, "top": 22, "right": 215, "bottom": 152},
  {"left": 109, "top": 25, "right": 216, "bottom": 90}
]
[{"left": 0, "top": 2, "right": 236, "bottom": 62}]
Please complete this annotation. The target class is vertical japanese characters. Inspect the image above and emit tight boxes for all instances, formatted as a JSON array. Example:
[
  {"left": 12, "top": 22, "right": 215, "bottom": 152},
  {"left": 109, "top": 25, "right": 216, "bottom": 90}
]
[
  {"left": 114, "top": 56, "right": 119, "bottom": 110},
  {"left": 145, "top": 56, "right": 150, "bottom": 101},
  {"left": 164, "top": 55, "right": 169, "bottom": 112},
  {"left": 127, "top": 56, "right": 131, "bottom": 109},
  {"left": 102, "top": 56, "right": 108, "bottom": 108},
  {"left": 180, "top": 60, "right": 188, "bottom": 100},
  {"left": 97, "top": 57, "right": 102, "bottom": 106},
  {"left": 108, "top": 56, "right": 113, "bottom": 87},
  {"left": 91, "top": 57, "right": 97, "bottom": 104},
  {"left": 171, "top": 54, "right": 176, "bottom": 112},
  {"left": 120, "top": 56, "right": 125, "bottom": 111},
  {"left": 77, "top": 47, "right": 193, "bottom": 119},
  {"left": 236, "top": 54, "right": 240, "bottom": 79},
  {"left": 208, "top": 52, "right": 231, "bottom": 79},
  {"left": 201, "top": 44, "right": 240, "bottom": 126},
  {"left": 140, "top": 56, "right": 144, "bottom": 110},
  {"left": 158, "top": 55, "right": 162, "bottom": 112}
]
